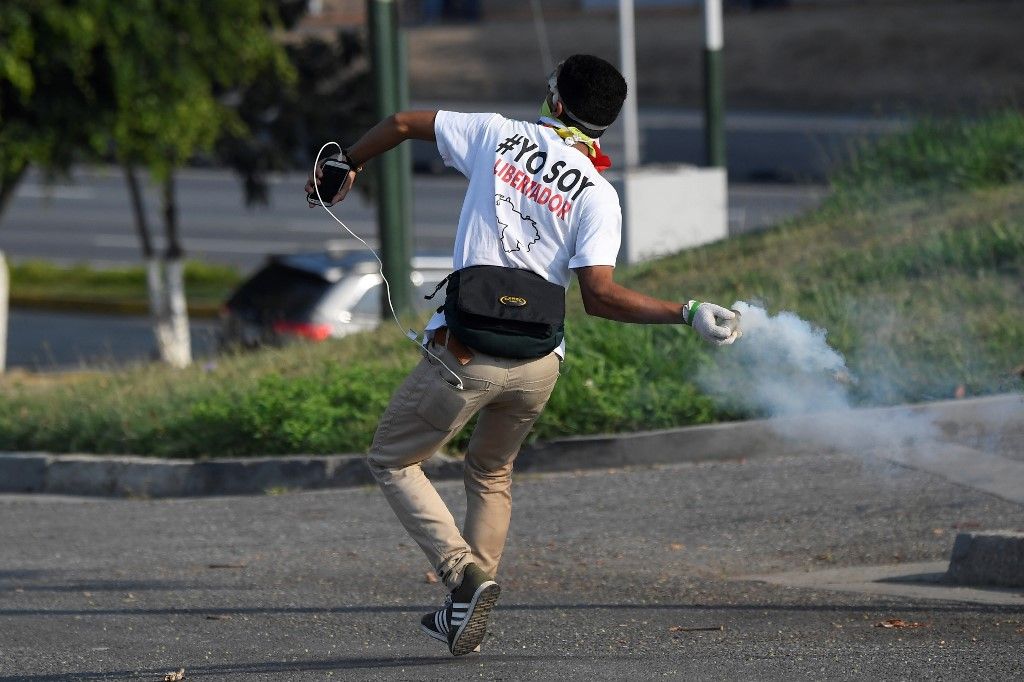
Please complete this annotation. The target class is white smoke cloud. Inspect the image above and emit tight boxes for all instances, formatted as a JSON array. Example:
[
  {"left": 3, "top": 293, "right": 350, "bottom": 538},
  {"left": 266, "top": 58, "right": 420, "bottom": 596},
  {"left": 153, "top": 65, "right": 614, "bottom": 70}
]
[
  {"left": 695, "top": 301, "right": 944, "bottom": 454},
  {"left": 698, "top": 301, "right": 852, "bottom": 418}
]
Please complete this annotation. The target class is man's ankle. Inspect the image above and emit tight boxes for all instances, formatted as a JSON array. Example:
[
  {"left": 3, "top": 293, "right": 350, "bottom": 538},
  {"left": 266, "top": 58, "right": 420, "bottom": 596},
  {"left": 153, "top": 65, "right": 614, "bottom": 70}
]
[{"left": 452, "top": 563, "right": 493, "bottom": 601}]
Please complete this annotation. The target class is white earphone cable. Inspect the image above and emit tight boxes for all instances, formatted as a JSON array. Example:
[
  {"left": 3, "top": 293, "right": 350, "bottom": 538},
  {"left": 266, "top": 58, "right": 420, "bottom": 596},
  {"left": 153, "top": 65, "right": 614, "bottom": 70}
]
[{"left": 312, "top": 142, "right": 464, "bottom": 390}]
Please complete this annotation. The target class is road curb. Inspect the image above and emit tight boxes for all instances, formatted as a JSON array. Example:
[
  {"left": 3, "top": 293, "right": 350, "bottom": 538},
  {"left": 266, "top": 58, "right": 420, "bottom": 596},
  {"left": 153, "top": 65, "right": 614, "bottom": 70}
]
[
  {"left": 946, "top": 530, "right": 1024, "bottom": 588},
  {"left": 0, "top": 451, "right": 466, "bottom": 498},
  {"left": 0, "top": 393, "right": 1019, "bottom": 499}
]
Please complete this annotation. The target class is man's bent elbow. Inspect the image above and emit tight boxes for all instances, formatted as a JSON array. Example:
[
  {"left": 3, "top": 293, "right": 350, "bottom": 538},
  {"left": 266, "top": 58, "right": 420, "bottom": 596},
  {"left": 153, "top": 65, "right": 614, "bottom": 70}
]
[
  {"left": 390, "top": 113, "right": 411, "bottom": 138},
  {"left": 392, "top": 110, "right": 436, "bottom": 141}
]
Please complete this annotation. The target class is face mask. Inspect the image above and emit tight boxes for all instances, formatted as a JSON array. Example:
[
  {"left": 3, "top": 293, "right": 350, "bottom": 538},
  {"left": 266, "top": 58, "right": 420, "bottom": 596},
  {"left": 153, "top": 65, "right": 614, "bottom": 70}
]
[{"left": 540, "top": 98, "right": 553, "bottom": 118}]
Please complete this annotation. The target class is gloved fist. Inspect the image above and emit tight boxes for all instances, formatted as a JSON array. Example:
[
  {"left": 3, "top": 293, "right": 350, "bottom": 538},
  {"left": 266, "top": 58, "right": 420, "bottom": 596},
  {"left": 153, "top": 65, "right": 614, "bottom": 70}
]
[{"left": 684, "top": 300, "right": 741, "bottom": 346}]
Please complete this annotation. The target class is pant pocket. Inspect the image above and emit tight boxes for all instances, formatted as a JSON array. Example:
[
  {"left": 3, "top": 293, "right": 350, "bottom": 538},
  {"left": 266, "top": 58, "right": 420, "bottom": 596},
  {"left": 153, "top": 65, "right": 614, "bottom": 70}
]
[{"left": 416, "top": 376, "right": 492, "bottom": 431}]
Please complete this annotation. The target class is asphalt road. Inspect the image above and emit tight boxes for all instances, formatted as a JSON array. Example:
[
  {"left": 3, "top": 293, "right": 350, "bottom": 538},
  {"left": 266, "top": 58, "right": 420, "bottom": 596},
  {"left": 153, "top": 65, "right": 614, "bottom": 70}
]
[
  {"left": 1, "top": 450, "right": 1021, "bottom": 680},
  {"left": 4, "top": 310, "right": 219, "bottom": 372}
]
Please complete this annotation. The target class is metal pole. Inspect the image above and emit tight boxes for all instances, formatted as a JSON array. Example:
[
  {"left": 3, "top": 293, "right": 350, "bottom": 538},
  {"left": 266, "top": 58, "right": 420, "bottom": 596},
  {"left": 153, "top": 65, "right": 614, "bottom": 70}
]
[
  {"left": 618, "top": 0, "right": 640, "bottom": 169},
  {"left": 368, "top": 0, "right": 412, "bottom": 317},
  {"left": 703, "top": 0, "right": 726, "bottom": 168},
  {"left": 394, "top": 20, "right": 414, "bottom": 299}
]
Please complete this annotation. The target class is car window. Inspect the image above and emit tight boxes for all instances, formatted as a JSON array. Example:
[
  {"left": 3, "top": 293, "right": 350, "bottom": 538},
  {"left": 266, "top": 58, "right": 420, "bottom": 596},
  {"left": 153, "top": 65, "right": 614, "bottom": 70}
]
[
  {"left": 227, "top": 264, "right": 331, "bottom": 321},
  {"left": 349, "top": 285, "right": 382, "bottom": 317}
]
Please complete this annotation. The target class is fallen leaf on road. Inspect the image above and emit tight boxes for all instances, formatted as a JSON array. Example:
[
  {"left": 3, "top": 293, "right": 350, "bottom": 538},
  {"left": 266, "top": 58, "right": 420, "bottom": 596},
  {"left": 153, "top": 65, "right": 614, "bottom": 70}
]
[
  {"left": 669, "top": 543, "right": 685, "bottom": 551},
  {"left": 931, "top": 528, "right": 945, "bottom": 536},
  {"left": 875, "top": 619, "right": 926, "bottom": 629},
  {"left": 669, "top": 625, "right": 724, "bottom": 633},
  {"left": 424, "top": 571, "right": 439, "bottom": 584},
  {"left": 163, "top": 668, "right": 185, "bottom": 681}
]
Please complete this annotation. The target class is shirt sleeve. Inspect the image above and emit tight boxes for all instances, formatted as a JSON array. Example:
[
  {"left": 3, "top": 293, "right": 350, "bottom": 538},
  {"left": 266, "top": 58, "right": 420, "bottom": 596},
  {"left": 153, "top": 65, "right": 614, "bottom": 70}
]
[
  {"left": 568, "top": 193, "right": 622, "bottom": 269},
  {"left": 434, "top": 111, "right": 501, "bottom": 177}
]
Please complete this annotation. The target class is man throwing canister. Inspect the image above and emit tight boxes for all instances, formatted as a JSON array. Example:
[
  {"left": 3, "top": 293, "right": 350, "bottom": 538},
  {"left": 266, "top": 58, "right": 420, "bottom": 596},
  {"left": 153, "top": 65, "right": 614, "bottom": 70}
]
[{"left": 305, "top": 54, "right": 740, "bottom": 657}]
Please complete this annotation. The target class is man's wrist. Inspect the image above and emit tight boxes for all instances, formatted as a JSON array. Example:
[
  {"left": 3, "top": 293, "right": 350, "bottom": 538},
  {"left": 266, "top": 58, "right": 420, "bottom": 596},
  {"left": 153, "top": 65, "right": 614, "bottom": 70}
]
[
  {"left": 341, "top": 148, "right": 364, "bottom": 172},
  {"left": 682, "top": 300, "right": 700, "bottom": 325}
]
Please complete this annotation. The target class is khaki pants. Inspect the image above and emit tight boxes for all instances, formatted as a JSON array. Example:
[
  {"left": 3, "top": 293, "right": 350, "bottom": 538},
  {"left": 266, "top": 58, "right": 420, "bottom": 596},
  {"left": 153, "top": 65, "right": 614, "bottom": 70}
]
[{"left": 367, "top": 340, "right": 560, "bottom": 590}]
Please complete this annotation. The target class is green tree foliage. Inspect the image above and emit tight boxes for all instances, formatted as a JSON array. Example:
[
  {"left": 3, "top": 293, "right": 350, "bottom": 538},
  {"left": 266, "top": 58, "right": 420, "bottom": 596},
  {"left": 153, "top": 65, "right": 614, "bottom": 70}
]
[
  {"left": 0, "top": 2, "right": 110, "bottom": 211},
  {"left": 94, "top": 0, "right": 295, "bottom": 179},
  {"left": 0, "top": 0, "right": 295, "bottom": 206}
]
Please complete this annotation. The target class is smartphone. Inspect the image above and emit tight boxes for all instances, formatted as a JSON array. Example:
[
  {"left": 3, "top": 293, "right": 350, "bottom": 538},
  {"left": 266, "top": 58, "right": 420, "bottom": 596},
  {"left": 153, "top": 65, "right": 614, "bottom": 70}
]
[{"left": 307, "top": 158, "right": 352, "bottom": 207}]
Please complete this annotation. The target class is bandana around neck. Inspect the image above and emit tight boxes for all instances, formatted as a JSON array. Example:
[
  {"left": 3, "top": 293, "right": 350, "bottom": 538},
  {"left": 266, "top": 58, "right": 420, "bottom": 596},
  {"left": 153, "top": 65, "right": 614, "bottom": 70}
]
[{"left": 537, "top": 113, "right": 613, "bottom": 173}]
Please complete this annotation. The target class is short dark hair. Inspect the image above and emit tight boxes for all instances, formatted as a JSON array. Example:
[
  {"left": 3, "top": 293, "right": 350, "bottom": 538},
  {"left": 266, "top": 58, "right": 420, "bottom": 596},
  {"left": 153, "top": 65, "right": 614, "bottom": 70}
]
[{"left": 555, "top": 54, "right": 627, "bottom": 138}]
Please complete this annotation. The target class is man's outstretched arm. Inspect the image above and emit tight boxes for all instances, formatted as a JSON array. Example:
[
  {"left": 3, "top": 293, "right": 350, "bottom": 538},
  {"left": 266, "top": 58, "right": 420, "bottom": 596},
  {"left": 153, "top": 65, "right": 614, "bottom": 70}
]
[
  {"left": 574, "top": 265, "right": 683, "bottom": 324},
  {"left": 574, "top": 265, "right": 740, "bottom": 345}
]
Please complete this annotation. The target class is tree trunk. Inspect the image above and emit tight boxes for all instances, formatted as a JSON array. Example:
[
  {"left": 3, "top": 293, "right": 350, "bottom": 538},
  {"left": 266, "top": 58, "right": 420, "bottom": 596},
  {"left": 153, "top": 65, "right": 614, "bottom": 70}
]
[
  {"left": 160, "top": 173, "right": 191, "bottom": 368},
  {"left": 163, "top": 257, "right": 192, "bottom": 368},
  {"left": 124, "top": 164, "right": 191, "bottom": 367},
  {"left": 123, "top": 163, "right": 154, "bottom": 259},
  {"left": 146, "top": 256, "right": 178, "bottom": 363},
  {"left": 0, "top": 251, "right": 8, "bottom": 373},
  {"left": 0, "top": 164, "right": 28, "bottom": 218},
  {"left": 125, "top": 164, "right": 170, "bottom": 363}
]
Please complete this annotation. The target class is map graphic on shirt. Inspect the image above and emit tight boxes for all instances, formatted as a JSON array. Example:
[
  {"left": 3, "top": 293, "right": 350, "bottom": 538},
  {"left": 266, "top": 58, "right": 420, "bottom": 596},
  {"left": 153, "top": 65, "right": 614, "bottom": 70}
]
[{"left": 495, "top": 194, "right": 541, "bottom": 253}]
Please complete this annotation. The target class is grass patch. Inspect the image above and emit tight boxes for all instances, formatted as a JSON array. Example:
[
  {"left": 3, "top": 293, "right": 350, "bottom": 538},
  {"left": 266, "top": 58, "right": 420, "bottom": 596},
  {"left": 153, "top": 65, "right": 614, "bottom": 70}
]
[
  {"left": 1, "top": 112, "right": 1022, "bottom": 456},
  {"left": 834, "top": 109, "right": 1024, "bottom": 196},
  {"left": 9, "top": 260, "right": 242, "bottom": 316}
]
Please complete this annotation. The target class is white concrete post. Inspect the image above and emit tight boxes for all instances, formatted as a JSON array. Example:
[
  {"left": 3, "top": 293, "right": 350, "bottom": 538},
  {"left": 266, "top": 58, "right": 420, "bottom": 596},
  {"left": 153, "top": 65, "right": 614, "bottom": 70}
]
[{"left": 0, "top": 251, "right": 8, "bottom": 372}]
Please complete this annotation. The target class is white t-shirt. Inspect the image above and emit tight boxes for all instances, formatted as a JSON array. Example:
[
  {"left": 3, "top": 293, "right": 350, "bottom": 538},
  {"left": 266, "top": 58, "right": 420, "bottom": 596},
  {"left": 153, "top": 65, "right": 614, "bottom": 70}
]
[{"left": 425, "top": 110, "right": 623, "bottom": 357}]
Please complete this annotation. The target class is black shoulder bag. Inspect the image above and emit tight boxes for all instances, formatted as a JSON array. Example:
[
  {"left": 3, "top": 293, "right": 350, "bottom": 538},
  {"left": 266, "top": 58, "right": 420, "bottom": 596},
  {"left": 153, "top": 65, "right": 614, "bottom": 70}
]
[{"left": 426, "top": 265, "right": 565, "bottom": 359}]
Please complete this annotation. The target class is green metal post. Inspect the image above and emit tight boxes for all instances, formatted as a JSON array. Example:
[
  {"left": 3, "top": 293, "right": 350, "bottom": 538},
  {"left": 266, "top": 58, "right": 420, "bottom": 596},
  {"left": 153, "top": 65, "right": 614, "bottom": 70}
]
[
  {"left": 703, "top": 0, "right": 726, "bottom": 168},
  {"left": 395, "top": 25, "right": 414, "bottom": 287},
  {"left": 368, "top": 0, "right": 412, "bottom": 317}
]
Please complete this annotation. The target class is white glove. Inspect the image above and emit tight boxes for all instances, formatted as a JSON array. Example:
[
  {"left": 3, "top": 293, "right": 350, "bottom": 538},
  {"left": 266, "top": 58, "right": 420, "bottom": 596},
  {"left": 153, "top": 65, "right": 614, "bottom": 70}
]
[{"left": 684, "top": 300, "right": 741, "bottom": 346}]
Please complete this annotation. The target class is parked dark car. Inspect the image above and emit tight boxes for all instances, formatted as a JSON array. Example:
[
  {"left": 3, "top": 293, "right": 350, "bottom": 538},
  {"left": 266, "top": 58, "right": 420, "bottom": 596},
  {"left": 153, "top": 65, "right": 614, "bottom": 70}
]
[{"left": 219, "top": 250, "right": 453, "bottom": 348}]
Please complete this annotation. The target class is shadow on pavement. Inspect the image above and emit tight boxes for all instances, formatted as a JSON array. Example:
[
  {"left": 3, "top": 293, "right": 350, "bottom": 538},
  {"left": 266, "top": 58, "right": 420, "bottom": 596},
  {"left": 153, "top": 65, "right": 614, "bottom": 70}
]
[
  {"left": 0, "top": 599, "right": 1015, "bottom": 620},
  {"left": 0, "top": 655, "right": 508, "bottom": 681}
]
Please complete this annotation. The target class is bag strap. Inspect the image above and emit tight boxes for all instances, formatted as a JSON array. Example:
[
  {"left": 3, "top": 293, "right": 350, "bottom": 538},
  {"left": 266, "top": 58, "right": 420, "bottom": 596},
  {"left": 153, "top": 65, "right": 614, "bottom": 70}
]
[{"left": 424, "top": 272, "right": 453, "bottom": 301}]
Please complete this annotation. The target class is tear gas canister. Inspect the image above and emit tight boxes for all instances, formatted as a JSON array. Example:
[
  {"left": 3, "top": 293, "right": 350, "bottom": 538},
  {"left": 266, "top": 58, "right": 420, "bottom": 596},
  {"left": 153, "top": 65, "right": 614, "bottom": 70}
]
[{"left": 721, "top": 309, "right": 741, "bottom": 334}]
